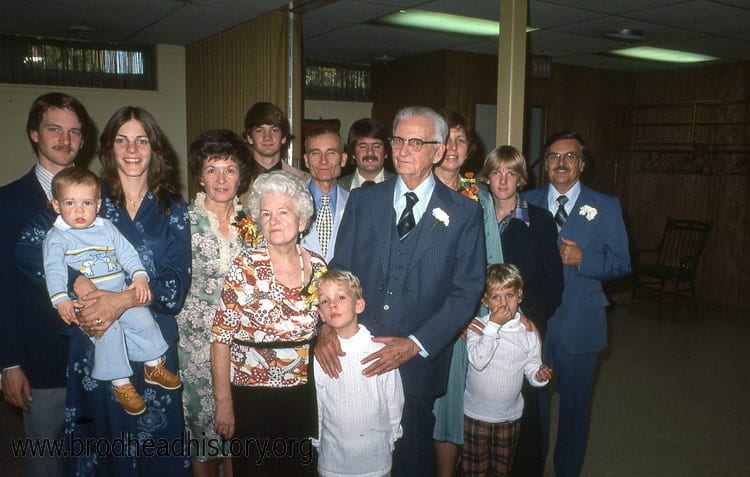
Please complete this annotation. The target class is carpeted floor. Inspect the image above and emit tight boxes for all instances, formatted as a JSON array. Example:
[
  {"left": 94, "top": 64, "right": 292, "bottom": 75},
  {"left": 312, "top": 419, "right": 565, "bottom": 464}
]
[
  {"left": 545, "top": 303, "right": 749, "bottom": 476},
  {"left": 2, "top": 303, "right": 747, "bottom": 476}
]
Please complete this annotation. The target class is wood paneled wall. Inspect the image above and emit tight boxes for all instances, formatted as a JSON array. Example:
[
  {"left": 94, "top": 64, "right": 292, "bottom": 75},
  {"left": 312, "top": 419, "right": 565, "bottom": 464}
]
[
  {"left": 370, "top": 53, "right": 750, "bottom": 309},
  {"left": 617, "top": 63, "right": 750, "bottom": 309},
  {"left": 371, "top": 50, "right": 498, "bottom": 133}
]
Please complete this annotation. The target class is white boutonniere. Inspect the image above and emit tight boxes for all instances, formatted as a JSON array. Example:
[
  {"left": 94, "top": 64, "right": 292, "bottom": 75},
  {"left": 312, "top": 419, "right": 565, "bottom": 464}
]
[
  {"left": 432, "top": 207, "right": 450, "bottom": 227},
  {"left": 579, "top": 205, "right": 598, "bottom": 221}
]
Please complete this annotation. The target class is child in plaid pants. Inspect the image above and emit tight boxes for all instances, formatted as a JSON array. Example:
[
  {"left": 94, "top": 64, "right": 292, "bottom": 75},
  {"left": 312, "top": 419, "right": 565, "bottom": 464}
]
[{"left": 463, "top": 264, "right": 553, "bottom": 476}]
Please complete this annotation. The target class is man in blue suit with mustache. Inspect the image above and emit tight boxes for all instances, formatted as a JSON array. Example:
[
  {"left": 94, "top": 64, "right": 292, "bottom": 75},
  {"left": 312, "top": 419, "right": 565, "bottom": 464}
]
[{"left": 523, "top": 131, "right": 631, "bottom": 477}]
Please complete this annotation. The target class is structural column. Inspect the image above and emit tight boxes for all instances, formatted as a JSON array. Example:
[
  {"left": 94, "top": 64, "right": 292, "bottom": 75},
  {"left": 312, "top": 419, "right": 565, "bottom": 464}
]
[{"left": 496, "top": 0, "right": 527, "bottom": 147}]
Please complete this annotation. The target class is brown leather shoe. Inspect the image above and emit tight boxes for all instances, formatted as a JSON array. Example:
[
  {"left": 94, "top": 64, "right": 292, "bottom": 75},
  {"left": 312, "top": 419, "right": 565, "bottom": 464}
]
[
  {"left": 113, "top": 383, "right": 146, "bottom": 416},
  {"left": 144, "top": 360, "right": 182, "bottom": 390}
]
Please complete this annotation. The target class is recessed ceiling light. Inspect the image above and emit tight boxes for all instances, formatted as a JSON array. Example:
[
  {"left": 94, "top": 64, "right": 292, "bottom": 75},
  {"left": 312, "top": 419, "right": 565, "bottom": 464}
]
[
  {"left": 610, "top": 46, "right": 718, "bottom": 63},
  {"left": 372, "top": 9, "right": 536, "bottom": 37}
]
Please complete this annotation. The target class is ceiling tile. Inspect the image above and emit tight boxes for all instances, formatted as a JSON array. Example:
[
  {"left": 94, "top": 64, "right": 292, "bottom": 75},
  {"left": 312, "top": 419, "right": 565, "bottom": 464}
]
[{"left": 626, "top": 0, "right": 750, "bottom": 36}]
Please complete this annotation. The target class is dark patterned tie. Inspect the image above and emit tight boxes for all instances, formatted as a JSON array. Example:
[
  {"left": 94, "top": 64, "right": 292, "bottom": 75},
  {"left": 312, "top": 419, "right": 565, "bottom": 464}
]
[
  {"left": 397, "top": 192, "right": 418, "bottom": 240},
  {"left": 361, "top": 180, "right": 376, "bottom": 188},
  {"left": 555, "top": 195, "right": 569, "bottom": 230},
  {"left": 317, "top": 194, "right": 333, "bottom": 255}
]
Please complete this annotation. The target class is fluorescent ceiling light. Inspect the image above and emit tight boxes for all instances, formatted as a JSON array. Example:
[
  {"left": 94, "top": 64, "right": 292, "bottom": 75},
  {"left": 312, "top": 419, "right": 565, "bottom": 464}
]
[
  {"left": 610, "top": 46, "right": 718, "bottom": 63},
  {"left": 373, "top": 9, "right": 535, "bottom": 37}
]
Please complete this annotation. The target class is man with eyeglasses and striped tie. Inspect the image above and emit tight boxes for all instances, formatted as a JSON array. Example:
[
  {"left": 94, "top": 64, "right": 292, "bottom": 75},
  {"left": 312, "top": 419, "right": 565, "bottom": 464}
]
[
  {"left": 522, "top": 130, "right": 631, "bottom": 477},
  {"left": 318, "top": 106, "right": 485, "bottom": 476}
]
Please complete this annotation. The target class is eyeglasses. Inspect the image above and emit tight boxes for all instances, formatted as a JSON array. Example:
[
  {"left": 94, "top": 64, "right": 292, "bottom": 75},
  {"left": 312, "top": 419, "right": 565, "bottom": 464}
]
[
  {"left": 390, "top": 136, "right": 439, "bottom": 152},
  {"left": 545, "top": 151, "right": 581, "bottom": 163}
]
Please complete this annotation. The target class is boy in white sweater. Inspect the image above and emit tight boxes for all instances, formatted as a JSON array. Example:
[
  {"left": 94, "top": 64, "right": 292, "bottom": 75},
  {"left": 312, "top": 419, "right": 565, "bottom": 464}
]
[
  {"left": 463, "top": 264, "right": 553, "bottom": 476},
  {"left": 313, "top": 270, "right": 404, "bottom": 477}
]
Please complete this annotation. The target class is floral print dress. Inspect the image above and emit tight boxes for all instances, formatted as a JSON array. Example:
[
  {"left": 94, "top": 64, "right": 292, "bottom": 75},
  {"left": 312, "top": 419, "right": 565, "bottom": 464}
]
[
  {"left": 66, "top": 192, "right": 191, "bottom": 476},
  {"left": 176, "top": 193, "right": 247, "bottom": 462},
  {"left": 211, "top": 245, "right": 326, "bottom": 387}
]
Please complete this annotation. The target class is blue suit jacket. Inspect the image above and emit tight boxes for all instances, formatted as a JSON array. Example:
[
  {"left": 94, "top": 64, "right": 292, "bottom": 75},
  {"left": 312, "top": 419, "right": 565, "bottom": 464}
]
[
  {"left": 0, "top": 169, "right": 68, "bottom": 387},
  {"left": 522, "top": 183, "right": 630, "bottom": 354},
  {"left": 330, "top": 177, "right": 485, "bottom": 396}
]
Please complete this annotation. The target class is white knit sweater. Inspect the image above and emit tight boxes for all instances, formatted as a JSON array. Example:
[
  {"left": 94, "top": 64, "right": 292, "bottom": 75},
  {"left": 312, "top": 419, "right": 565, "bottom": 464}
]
[
  {"left": 313, "top": 325, "right": 404, "bottom": 477},
  {"left": 464, "top": 312, "right": 548, "bottom": 423}
]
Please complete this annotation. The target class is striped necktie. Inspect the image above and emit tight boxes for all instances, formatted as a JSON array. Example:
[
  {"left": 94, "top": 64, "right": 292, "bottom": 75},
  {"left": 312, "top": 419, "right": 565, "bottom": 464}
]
[
  {"left": 555, "top": 195, "right": 569, "bottom": 230},
  {"left": 317, "top": 194, "right": 333, "bottom": 255},
  {"left": 397, "top": 192, "right": 418, "bottom": 240}
]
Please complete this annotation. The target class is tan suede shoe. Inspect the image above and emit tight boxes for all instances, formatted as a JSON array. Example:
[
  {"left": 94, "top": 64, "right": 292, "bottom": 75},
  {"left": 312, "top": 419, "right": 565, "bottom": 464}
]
[
  {"left": 144, "top": 360, "right": 182, "bottom": 390},
  {"left": 113, "top": 383, "right": 146, "bottom": 416}
]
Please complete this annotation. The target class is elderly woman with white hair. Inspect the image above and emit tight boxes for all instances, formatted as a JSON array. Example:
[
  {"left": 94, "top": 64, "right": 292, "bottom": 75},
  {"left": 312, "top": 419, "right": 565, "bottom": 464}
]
[{"left": 210, "top": 170, "right": 325, "bottom": 476}]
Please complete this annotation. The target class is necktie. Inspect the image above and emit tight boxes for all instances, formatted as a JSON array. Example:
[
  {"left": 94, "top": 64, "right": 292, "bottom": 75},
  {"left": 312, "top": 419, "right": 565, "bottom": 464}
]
[
  {"left": 397, "top": 192, "right": 418, "bottom": 240},
  {"left": 361, "top": 180, "right": 376, "bottom": 188},
  {"left": 317, "top": 194, "right": 333, "bottom": 255},
  {"left": 555, "top": 195, "right": 568, "bottom": 230}
]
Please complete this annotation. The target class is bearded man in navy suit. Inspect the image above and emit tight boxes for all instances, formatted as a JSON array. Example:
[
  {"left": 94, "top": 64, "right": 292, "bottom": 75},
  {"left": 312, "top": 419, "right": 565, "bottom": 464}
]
[
  {"left": 522, "top": 131, "right": 631, "bottom": 477},
  {"left": 317, "top": 106, "right": 485, "bottom": 476}
]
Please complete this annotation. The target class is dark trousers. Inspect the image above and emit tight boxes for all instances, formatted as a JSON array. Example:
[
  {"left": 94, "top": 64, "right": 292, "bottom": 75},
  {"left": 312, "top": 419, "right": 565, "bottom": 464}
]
[
  {"left": 540, "top": 337, "right": 599, "bottom": 477},
  {"left": 511, "top": 380, "right": 544, "bottom": 477},
  {"left": 231, "top": 384, "right": 316, "bottom": 476},
  {"left": 393, "top": 393, "right": 437, "bottom": 476}
]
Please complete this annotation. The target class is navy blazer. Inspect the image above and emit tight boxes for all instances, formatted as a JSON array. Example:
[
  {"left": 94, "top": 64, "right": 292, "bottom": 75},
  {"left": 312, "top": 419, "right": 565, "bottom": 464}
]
[
  {"left": 331, "top": 177, "right": 485, "bottom": 396},
  {"left": 500, "top": 204, "right": 563, "bottom": 337},
  {"left": 522, "top": 183, "right": 631, "bottom": 354},
  {"left": 0, "top": 169, "right": 68, "bottom": 387}
]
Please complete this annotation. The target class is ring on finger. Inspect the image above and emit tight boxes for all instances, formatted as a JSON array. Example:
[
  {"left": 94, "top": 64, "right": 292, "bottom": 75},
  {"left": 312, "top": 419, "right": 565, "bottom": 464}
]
[{"left": 95, "top": 318, "right": 103, "bottom": 325}]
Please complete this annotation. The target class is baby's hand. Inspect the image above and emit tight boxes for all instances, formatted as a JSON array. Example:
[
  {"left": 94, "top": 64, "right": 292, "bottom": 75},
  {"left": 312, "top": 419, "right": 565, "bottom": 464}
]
[
  {"left": 128, "top": 276, "right": 152, "bottom": 304},
  {"left": 57, "top": 300, "right": 81, "bottom": 326},
  {"left": 536, "top": 364, "right": 553, "bottom": 382}
]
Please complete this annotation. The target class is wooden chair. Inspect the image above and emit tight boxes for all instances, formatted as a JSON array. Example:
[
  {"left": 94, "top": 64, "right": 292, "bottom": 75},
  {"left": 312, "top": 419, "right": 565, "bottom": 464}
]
[{"left": 631, "top": 218, "right": 712, "bottom": 318}]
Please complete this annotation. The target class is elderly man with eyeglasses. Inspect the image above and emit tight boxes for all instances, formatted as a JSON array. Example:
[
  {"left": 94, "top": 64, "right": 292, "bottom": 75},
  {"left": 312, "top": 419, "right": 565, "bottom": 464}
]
[
  {"left": 316, "top": 106, "right": 486, "bottom": 476},
  {"left": 522, "top": 131, "right": 631, "bottom": 477}
]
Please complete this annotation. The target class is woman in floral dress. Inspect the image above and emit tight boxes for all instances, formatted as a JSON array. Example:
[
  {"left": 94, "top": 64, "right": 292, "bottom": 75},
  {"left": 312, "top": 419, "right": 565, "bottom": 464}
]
[
  {"left": 176, "top": 130, "right": 255, "bottom": 477},
  {"left": 211, "top": 171, "right": 325, "bottom": 476}
]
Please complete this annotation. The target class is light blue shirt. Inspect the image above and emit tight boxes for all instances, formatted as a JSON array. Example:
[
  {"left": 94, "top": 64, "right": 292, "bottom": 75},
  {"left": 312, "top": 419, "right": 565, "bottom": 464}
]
[
  {"left": 308, "top": 181, "right": 339, "bottom": 212},
  {"left": 393, "top": 174, "right": 436, "bottom": 226},
  {"left": 547, "top": 180, "right": 581, "bottom": 216}
]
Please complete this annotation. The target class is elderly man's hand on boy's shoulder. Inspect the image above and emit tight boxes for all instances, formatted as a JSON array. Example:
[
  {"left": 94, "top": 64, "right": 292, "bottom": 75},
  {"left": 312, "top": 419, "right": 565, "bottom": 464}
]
[
  {"left": 315, "top": 324, "right": 345, "bottom": 378},
  {"left": 361, "top": 336, "right": 419, "bottom": 377}
]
